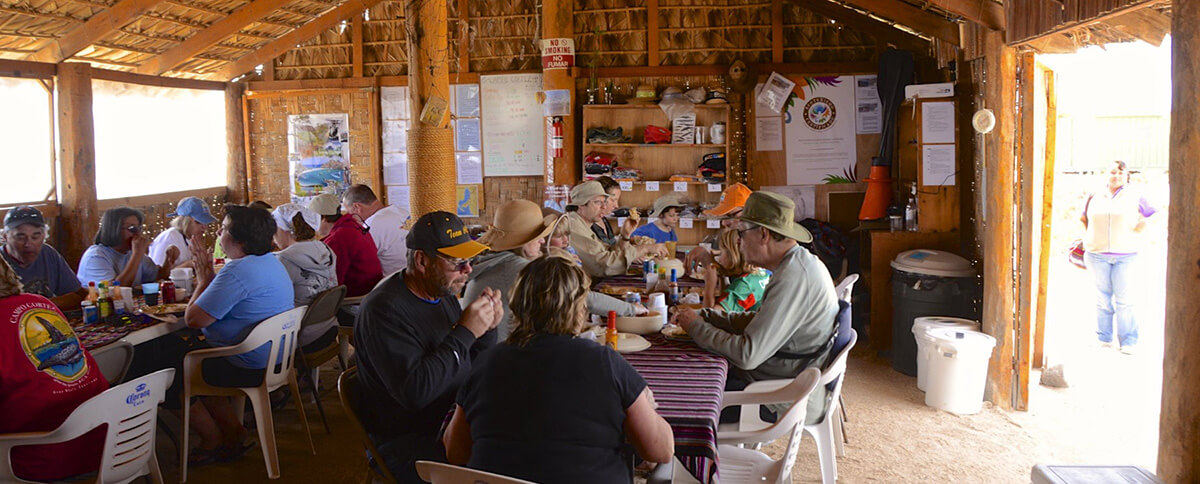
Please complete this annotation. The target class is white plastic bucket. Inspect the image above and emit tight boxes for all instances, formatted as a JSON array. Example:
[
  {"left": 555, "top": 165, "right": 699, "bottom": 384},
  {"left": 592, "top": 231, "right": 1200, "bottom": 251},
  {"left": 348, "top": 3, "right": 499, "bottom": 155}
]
[
  {"left": 924, "top": 328, "right": 996, "bottom": 415},
  {"left": 913, "top": 317, "right": 980, "bottom": 391}
]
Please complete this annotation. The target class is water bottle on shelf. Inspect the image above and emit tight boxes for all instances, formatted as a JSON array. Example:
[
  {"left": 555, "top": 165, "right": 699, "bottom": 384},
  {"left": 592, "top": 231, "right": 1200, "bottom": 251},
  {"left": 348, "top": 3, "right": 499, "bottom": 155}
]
[{"left": 905, "top": 184, "right": 919, "bottom": 232}]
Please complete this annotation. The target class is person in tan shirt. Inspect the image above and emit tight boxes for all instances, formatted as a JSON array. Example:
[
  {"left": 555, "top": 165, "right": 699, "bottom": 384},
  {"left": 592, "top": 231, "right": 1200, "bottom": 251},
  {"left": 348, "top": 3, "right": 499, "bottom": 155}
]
[{"left": 564, "top": 181, "right": 667, "bottom": 278}]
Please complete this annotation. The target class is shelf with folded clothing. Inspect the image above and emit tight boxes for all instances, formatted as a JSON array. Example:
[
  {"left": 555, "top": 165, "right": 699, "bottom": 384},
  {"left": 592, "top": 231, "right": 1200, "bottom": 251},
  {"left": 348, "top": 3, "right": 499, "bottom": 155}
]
[{"left": 583, "top": 143, "right": 728, "bottom": 148}]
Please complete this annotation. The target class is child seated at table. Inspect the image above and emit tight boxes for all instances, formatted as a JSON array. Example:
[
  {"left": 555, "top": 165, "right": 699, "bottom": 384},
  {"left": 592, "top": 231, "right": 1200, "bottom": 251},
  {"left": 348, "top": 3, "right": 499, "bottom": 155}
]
[
  {"left": 631, "top": 194, "right": 684, "bottom": 244},
  {"left": 545, "top": 214, "right": 580, "bottom": 263},
  {"left": 703, "top": 228, "right": 769, "bottom": 314}
]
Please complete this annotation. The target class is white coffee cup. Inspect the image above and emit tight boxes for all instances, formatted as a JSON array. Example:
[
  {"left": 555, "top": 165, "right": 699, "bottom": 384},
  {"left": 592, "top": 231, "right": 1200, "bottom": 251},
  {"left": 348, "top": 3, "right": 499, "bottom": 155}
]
[
  {"left": 647, "top": 292, "right": 666, "bottom": 307},
  {"left": 711, "top": 122, "right": 727, "bottom": 144}
]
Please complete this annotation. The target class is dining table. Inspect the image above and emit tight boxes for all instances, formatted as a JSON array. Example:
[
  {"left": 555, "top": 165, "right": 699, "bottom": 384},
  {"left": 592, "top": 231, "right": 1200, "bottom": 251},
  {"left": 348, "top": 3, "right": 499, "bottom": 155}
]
[
  {"left": 622, "top": 333, "right": 729, "bottom": 484},
  {"left": 70, "top": 309, "right": 186, "bottom": 350}
]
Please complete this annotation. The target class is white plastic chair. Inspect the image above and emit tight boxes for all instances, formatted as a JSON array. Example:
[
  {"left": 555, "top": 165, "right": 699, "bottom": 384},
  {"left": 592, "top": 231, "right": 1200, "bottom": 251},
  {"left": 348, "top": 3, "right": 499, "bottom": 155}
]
[
  {"left": 0, "top": 368, "right": 175, "bottom": 484},
  {"left": 91, "top": 340, "right": 135, "bottom": 385},
  {"left": 713, "top": 368, "right": 822, "bottom": 484},
  {"left": 834, "top": 273, "right": 858, "bottom": 303},
  {"left": 732, "top": 330, "right": 858, "bottom": 484},
  {"left": 180, "top": 306, "right": 313, "bottom": 482},
  {"left": 415, "top": 460, "right": 536, "bottom": 484}
]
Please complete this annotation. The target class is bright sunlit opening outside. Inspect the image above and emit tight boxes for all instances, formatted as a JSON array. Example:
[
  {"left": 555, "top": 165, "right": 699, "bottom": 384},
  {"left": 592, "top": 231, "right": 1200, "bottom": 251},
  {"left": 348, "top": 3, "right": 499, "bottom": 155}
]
[
  {"left": 92, "top": 80, "right": 227, "bottom": 200},
  {"left": 0, "top": 77, "right": 55, "bottom": 205}
]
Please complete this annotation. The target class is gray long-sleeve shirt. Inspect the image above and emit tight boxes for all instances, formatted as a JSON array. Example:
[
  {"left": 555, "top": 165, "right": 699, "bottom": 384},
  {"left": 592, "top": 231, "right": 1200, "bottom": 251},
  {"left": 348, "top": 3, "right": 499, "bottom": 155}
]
[
  {"left": 464, "top": 250, "right": 639, "bottom": 341},
  {"left": 688, "top": 244, "right": 839, "bottom": 423}
]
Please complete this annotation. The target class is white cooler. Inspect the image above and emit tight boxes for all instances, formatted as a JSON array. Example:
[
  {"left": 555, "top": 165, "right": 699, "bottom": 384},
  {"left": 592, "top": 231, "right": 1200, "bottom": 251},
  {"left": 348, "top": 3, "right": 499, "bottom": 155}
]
[
  {"left": 925, "top": 328, "right": 996, "bottom": 415},
  {"left": 913, "top": 317, "right": 980, "bottom": 391}
]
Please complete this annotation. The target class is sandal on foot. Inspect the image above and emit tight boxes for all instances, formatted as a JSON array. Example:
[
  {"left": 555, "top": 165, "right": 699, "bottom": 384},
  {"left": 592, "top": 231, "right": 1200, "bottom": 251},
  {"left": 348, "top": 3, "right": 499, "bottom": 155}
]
[
  {"left": 218, "top": 439, "right": 257, "bottom": 462},
  {"left": 188, "top": 446, "right": 223, "bottom": 467}
]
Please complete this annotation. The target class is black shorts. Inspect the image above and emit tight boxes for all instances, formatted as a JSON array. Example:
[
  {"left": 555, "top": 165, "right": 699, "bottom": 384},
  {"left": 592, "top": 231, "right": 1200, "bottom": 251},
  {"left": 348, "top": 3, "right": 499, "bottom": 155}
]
[{"left": 126, "top": 329, "right": 266, "bottom": 409}]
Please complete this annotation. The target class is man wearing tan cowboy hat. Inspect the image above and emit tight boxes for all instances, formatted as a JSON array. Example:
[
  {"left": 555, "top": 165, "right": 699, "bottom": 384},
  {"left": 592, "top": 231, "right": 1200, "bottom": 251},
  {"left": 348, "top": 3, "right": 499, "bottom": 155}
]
[
  {"left": 671, "top": 190, "right": 839, "bottom": 425},
  {"left": 353, "top": 210, "right": 503, "bottom": 483},
  {"left": 564, "top": 180, "right": 668, "bottom": 278},
  {"left": 464, "top": 199, "right": 646, "bottom": 341}
]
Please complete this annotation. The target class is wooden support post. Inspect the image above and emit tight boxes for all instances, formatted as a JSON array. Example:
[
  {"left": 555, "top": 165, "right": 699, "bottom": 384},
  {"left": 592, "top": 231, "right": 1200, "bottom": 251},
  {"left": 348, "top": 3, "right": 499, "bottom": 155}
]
[
  {"left": 543, "top": 0, "right": 576, "bottom": 187},
  {"left": 56, "top": 63, "right": 98, "bottom": 267},
  {"left": 225, "top": 82, "right": 248, "bottom": 204},
  {"left": 352, "top": 15, "right": 364, "bottom": 78},
  {"left": 1159, "top": 0, "right": 1200, "bottom": 478},
  {"left": 405, "top": 0, "right": 454, "bottom": 216},
  {"left": 980, "top": 30, "right": 1018, "bottom": 410},
  {"left": 1033, "top": 67, "right": 1056, "bottom": 369},
  {"left": 771, "top": 0, "right": 784, "bottom": 63},
  {"left": 647, "top": 0, "right": 660, "bottom": 66},
  {"left": 1014, "top": 52, "right": 1036, "bottom": 411}
]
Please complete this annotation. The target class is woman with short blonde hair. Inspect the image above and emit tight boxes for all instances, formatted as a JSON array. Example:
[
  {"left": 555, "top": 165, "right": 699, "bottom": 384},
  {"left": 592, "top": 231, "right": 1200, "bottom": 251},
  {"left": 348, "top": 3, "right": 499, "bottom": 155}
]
[{"left": 445, "top": 256, "right": 674, "bottom": 483}]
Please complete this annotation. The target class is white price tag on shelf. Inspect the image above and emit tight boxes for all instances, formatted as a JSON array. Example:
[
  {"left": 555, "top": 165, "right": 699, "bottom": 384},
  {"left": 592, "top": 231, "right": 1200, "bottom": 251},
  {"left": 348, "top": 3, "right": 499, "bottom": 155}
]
[
  {"left": 617, "top": 217, "right": 627, "bottom": 227},
  {"left": 648, "top": 217, "right": 658, "bottom": 224},
  {"left": 708, "top": 183, "right": 722, "bottom": 192},
  {"left": 706, "top": 219, "right": 721, "bottom": 229},
  {"left": 645, "top": 181, "right": 660, "bottom": 191},
  {"left": 673, "top": 182, "right": 688, "bottom": 192},
  {"left": 680, "top": 218, "right": 694, "bottom": 229},
  {"left": 619, "top": 181, "right": 633, "bottom": 191}
]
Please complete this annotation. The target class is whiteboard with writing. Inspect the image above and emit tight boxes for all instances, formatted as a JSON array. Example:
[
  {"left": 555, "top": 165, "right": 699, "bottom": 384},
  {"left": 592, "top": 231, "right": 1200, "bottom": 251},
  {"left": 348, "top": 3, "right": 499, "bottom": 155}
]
[{"left": 481, "top": 73, "right": 545, "bottom": 176}]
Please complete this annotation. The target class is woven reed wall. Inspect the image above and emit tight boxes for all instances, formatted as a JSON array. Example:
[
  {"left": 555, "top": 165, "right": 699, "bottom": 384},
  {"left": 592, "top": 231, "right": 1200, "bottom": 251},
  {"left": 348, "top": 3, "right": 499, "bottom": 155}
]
[
  {"left": 364, "top": 1, "right": 409, "bottom": 77},
  {"left": 118, "top": 192, "right": 227, "bottom": 251},
  {"left": 1005, "top": 0, "right": 1148, "bottom": 44},
  {"left": 467, "top": 0, "right": 541, "bottom": 73},
  {"left": 464, "top": 176, "right": 547, "bottom": 227},
  {"left": 275, "top": 25, "right": 353, "bottom": 80},
  {"left": 574, "top": 0, "right": 649, "bottom": 67},
  {"left": 245, "top": 89, "right": 378, "bottom": 206}
]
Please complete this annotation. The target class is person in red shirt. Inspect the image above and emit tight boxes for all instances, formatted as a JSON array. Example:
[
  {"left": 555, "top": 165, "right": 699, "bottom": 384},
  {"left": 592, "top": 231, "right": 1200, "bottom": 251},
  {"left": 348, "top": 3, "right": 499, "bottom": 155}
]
[
  {"left": 309, "top": 194, "right": 383, "bottom": 297},
  {"left": 0, "top": 257, "right": 108, "bottom": 481}
]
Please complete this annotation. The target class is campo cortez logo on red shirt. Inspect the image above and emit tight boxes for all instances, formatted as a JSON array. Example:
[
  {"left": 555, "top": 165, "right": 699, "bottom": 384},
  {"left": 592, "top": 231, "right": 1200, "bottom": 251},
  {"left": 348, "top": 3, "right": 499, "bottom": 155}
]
[{"left": 17, "top": 308, "right": 88, "bottom": 383}]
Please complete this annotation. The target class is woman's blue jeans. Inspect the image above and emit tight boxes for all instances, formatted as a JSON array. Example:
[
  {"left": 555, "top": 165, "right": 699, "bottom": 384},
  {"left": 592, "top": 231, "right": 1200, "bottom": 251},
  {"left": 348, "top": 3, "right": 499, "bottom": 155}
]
[{"left": 1084, "top": 251, "right": 1139, "bottom": 347}]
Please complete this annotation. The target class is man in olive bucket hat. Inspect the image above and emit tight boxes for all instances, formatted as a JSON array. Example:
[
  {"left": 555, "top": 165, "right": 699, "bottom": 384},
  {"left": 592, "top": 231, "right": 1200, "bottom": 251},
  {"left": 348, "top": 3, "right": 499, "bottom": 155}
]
[{"left": 671, "top": 190, "right": 839, "bottom": 424}]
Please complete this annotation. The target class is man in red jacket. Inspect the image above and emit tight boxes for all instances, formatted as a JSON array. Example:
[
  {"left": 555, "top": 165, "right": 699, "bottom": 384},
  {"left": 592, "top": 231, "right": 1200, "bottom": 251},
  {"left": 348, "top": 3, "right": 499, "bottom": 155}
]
[
  {"left": 310, "top": 193, "right": 384, "bottom": 298},
  {"left": 0, "top": 260, "right": 108, "bottom": 481}
]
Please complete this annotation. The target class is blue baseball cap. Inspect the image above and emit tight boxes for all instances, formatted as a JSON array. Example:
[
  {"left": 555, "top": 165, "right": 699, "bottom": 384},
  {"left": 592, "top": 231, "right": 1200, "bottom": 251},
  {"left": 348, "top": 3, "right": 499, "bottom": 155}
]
[{"left": 168, "top": 196, "right": 217, "bottom": 224}]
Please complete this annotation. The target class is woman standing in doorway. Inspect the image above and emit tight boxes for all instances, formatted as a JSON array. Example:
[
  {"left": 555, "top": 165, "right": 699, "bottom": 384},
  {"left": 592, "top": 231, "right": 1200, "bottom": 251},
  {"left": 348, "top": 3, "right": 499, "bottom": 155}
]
[{"left": 1080, "top": 160, "right": 1157, "bottom": 355}]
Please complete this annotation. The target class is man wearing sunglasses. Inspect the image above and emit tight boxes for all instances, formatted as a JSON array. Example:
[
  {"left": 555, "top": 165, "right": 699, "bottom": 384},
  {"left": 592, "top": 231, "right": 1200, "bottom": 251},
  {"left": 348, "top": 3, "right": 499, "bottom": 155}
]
[
  {"left": 352, "top": 210, "right": 503, "bottom": 483},
  {"left": 671, "top": 191, "right": 839, "bottom": 426}
]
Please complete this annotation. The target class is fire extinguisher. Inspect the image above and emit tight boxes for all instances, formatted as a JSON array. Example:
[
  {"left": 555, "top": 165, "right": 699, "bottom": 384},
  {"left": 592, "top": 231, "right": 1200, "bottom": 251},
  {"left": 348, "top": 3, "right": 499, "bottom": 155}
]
[{"left": 549, "top": 116, "right": 564, "bottom": 159}]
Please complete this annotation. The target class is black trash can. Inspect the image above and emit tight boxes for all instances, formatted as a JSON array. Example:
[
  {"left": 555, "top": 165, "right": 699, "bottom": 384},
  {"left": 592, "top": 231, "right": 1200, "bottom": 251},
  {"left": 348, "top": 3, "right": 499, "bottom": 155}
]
[{"left": 890, "top": 249, "right": 978, "bottom": 376}]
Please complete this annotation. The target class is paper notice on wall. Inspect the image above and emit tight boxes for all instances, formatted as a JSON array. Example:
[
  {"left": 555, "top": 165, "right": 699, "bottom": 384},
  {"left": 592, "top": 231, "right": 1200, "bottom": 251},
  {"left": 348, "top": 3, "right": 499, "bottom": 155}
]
[
  {"left": 856, "top": 101, "right": 882, "bottom": 134},
  {"left": 456, "top": 152, "right": 483, "bottom": 185},
  {"left": 386, "top": 185, "right": 410, "bottom": 212},
  {"left": 455, "top": 84, "right": 480, "bottom": 117},
  {"left": 455, "top": 118, "right": 481, "bottom": 152},
  {"left": 921, "top": 101, "right": 956, "bottom": 144},
  {"left": 381, "top": 86, "right": 409, "bottom": 120},
  {"left": 542, "top": 89, "right": 571, "bottom": 117},
  {"left": 922, "top": 144, "right": 956, "bottom": 186},
  {"left": 758, "top": 72, "right": 796, "bottom": 115},
  {"left": 382, "top": 120, "right": 407, "bottom": 152},
  {"left": 383, "top": 153, "right": 408, "bottom": 185},
  {"left": 755, "top": 117, "right": 783, "bottom": 151},
  {"left": 481, "top": 73, "right": 545, "bottom": 176},
  {"left": 760, "top": 185, "right": 816, "bottom": 221},
  {"left": 784, "top": 76, "right": 857, "bottom": 185}
]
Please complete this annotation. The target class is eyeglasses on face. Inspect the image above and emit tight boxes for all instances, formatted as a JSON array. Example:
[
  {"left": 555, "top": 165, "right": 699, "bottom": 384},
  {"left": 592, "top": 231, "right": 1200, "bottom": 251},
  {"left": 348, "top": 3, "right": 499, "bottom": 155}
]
[
  {"left": 125, "top": 224, "right": 143, "bottom": 234},
  {"left": 736, "top": 224, "right": 760, "bottom": 239},
  {"left": 433, "top": 252, "right": 473, "bottom": 271}
]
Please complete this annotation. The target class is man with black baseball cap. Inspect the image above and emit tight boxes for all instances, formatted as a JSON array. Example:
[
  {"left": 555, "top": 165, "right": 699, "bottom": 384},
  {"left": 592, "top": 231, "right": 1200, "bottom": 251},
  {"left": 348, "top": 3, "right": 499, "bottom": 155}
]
[
  {"left": 1, "top": 206, "right": 88, "bottom": 309},
  {"left": 353, "top": 210, "right": 502, "bottom": 482}
]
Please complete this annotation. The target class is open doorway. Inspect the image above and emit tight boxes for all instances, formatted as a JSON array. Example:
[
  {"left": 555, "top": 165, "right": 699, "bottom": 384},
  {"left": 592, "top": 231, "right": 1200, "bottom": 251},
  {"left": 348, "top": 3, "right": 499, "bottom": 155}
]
[{"left": 1024, "top": 39, "right": 1171, "bottom": 471}]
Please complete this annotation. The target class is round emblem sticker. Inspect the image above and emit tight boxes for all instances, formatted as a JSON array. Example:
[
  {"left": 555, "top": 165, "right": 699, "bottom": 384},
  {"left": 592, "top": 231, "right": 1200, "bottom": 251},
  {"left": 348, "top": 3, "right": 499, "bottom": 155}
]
[
  {"left": 803, "top": 97, "right": 837, "bottom": 130},
  {"left": 19, "top": 308, "right": 88, "bottom": 383}
]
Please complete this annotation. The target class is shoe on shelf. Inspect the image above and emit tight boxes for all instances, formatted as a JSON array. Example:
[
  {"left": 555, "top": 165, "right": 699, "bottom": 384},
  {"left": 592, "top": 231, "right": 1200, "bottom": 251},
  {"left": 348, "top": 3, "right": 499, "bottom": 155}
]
[{"left": 1120, "top": 345, "right": 1136, "bottom": 355}]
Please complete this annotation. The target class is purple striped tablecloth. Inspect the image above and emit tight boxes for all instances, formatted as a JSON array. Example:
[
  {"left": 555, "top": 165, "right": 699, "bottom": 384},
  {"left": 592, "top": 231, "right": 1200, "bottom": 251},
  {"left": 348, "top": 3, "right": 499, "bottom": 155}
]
[{"left": 623, "top": 334, "right": 728, "bottom": 484}]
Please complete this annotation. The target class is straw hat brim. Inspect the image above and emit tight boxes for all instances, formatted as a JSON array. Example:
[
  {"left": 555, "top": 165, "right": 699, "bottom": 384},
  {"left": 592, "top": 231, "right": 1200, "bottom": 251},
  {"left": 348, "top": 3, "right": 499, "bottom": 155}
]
[{"left": 478, "top": 219, "right": 555, "bottom": 252}]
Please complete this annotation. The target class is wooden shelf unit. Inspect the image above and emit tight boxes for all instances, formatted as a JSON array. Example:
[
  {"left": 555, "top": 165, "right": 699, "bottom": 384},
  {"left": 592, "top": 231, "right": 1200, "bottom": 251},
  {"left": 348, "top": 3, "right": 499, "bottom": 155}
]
[{"left": 582, "top": 104, "right": 732, "bottom": 246}]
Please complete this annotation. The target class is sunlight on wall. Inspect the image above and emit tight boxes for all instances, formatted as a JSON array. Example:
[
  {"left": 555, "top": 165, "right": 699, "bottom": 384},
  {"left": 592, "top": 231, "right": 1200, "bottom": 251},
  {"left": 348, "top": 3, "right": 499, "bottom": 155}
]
[
  {"left": 0, "top": 77, "right": 54, "bottom": 205},
  {"left": 92, "top": 80, "right": 227, "bottom": 200}
]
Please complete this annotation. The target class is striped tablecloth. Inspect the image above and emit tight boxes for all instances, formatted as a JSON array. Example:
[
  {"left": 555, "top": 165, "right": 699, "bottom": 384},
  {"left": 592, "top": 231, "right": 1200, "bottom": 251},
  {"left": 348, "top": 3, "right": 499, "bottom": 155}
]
[
  {"left": 623, "top": 334, "right": 728, "bottom": 484},
  {"left": 71, "top": 314, "right": 162, "bottom": 350}
]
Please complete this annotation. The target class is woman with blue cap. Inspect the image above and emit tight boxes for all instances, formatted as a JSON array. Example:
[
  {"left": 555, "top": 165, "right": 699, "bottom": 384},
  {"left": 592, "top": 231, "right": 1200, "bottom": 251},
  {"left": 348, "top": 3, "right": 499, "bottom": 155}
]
[{"left": 150, "top": 196, "right": 217, "bottom": 269}]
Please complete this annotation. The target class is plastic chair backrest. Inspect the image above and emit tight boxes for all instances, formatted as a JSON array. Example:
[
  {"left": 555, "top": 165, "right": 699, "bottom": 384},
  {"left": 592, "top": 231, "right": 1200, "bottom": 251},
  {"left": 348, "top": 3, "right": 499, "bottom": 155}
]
[
  {"left": 90, "top": 340, "right": 134, "bottom": 385},
  {"left": 238, "top": 306, "right": 305, "bottom": 390},
  {"left": 338, "top": 367, "right": 398, "bottom": 483},
  {"left": 834, "top": 273, "right": 858, "bottom": 302},
  {"left": 300, "top": 285, "right": 346, "bottom": 330},
  {"left": 0, "top": 368, "right": 174, "bottom": 484},
  {"left": 720, "top": 367, "right": 820, "bottom": 446},
  {"left": 415, "top": 461, "right": 536, "bottom": 484}
]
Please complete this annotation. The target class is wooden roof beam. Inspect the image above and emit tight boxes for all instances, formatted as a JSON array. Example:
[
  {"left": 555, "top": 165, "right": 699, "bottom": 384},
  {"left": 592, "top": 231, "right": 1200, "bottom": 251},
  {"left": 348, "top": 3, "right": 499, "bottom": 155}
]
[
  {"left": 218, "top": 0, "right": 386, "bottom": 80},
  {"left": 786, "top": 0, "right": 929, "bottom": 52},
  {"left": 829, "top": 0, "right": 960, "bottom": 45},
  {"left": 1010, "top": 0, "right": 1165, "bottom": 46},
  {"left": 1106, "top": 7, "right": 1170, "bottom": 46},
  {"left": 26, "top": 0, "right": 167, "bottom": 63},
  {"left": 134, "top": 0, "right": 287, "bottom": 75},
  {"left": 921, "top": 0, "right": 1003, "bottom": 31}
]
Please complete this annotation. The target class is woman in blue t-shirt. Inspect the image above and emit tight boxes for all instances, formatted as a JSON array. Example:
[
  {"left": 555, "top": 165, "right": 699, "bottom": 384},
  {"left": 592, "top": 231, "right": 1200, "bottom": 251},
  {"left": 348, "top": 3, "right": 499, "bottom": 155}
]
[{"left": 445, "top": 256, "right": 674, "bottom": 483}]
